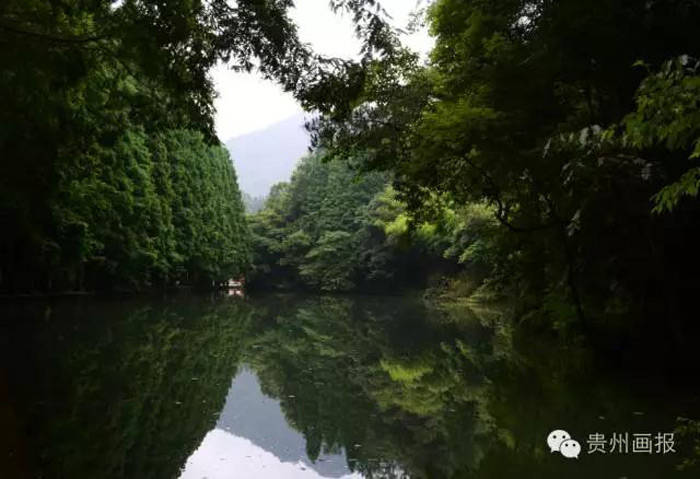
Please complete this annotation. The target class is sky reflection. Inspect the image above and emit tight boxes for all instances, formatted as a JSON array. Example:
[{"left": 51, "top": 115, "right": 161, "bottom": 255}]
[{"left": 179, "top": 368, "right": 363, "bottom": 479}]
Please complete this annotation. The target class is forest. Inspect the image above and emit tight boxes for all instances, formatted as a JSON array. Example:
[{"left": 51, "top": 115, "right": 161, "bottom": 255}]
[
  {"left": 3, "top": 1, "right": 700, "bottom": 350},
  {"left": 3, "top": 2, "right": 700, "bottom": 477},
  {"left": 246, "top": 0, "right": 700, "bottom": 364},
  {"left": 0, "top": 0, "right": 254, "bottom": 292},
  {"left": 248, "top": 151, "right": 497, "bottom": 293}
]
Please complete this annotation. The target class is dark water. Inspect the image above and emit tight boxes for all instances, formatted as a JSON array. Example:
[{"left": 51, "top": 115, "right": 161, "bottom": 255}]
[{"left": 1, "top": 294, "right": 698, "bottom": 478}]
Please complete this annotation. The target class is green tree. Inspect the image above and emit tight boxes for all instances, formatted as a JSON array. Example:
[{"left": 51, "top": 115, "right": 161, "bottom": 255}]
[
  {"left": 0, "top": 0, "right": 396, "bottom": 292},
  {"left": 310, "top": 0, "right": 700, "bottom": 341},
  {"left": 249, "top": 152, "right": 393, "bottom": 291}
]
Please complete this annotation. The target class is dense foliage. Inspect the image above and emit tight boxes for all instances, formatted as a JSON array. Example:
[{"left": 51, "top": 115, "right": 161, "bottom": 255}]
[
  {"left": 249, "top": 152, "right": 392, "bottom": 291},
  {"left": 306, "top": 0, "right": 700, "bottom": 344},
  {"left": 0, "top": 0, "right": 403, "bottom": 292},
  {"left": 5, "top": 0, "right": 700, "bottom": 347},
  {"left": 1, "top": 0, "right": 315, "bottom": 291},
  {"left": 51, "top": 129, "right": 250, "bottom": 290},
  {"left": 248, "top": 151, "right": 507, "bottom": 292}
]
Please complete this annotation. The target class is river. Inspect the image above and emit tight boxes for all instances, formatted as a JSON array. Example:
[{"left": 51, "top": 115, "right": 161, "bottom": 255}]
[{"left": 1, "top": 293, "right": 698, "bottom": 478}]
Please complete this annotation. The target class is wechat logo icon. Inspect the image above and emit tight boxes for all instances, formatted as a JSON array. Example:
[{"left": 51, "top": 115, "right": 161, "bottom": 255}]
[{"left": 547, "top": 429, "right": 581, "bottom": 459}]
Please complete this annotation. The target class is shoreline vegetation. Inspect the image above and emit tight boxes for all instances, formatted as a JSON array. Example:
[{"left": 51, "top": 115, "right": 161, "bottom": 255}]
[
  {"left": 3, "top": 1, "right": 700, "bottom": 476},
  {"left": 245, "top": 1, "right": 700, "bottom": 372},
  {"left": 2, "top": 0, "right": 700, "bottom": 369}
]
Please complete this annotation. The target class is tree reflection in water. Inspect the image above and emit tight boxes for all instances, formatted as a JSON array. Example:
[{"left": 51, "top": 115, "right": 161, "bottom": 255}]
[
  {"left": 1, "top": 294, "right": 698, "bottom": 478},
  {"left": 241, "top": 295, "right": 700, "bottom": 479}
]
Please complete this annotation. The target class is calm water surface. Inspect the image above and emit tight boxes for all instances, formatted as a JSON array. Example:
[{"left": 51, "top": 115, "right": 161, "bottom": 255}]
[{"left": 1, "top": 294, "right": 698, "bottom": 478}]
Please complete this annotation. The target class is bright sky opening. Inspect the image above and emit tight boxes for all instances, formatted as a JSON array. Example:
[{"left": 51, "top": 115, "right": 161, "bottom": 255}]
[{"left": 212, "top": 0, "right": 434, "bottom": 141}]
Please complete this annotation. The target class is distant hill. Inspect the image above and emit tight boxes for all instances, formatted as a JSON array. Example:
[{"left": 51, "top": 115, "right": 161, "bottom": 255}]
[{"left": 225, "top": 113, "right": 310, "bottom": 198}]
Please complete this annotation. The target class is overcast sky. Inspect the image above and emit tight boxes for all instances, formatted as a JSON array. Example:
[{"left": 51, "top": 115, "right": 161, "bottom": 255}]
[{"left": 212, "top": 0, "right": 433, "bottom": 141}]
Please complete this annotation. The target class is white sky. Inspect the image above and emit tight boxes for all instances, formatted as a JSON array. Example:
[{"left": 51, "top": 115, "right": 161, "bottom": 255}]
[{"left": 212, "top": 0, "right": 434, "bottom": 141}]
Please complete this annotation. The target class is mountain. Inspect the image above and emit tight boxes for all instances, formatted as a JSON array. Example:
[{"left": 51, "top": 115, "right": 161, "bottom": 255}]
[{"left": 225, "top": 113, "right": 310, "bottom": 198}]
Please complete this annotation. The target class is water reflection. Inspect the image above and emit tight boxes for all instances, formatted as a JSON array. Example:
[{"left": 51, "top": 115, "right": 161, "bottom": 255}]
[
  {"left": 232, "top": 295, "right": 700, "bottom": 478},
  {"left": 180, "top": 368, "right": 362, "bottom": 478},
  {"left": 1, "top": 294, "right": 698, "bottom": 478},
  {"left": 0, "top": 296, "right": 253, "bottom": 479}
]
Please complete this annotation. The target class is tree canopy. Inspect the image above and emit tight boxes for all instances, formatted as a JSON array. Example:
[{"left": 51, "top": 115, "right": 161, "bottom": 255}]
[
  {"left": 301, "top": 0, "right": 700, "bottom": 340},
  {"left": 0, "top": 0, "right": 411, "bottom": 292}
]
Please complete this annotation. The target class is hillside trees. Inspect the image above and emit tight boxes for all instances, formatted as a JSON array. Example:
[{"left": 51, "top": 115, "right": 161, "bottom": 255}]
[
  {"left": 248, "top": 152, "right": 505, "bottom": 292},
  {"left": 309, "top": 0, "right": 700, "bottom": 338},
  {"left": 248, "top": 153, "right": 392, "bottom": 291},
  {"left": 0, "top": 16, "right": 250, "bottom": 291},
  {"left": 40, "top": 127, "right": 250, "bottom": 291},
  {"left": 0, "top": 0, "right": 392, "bottom": 292}
]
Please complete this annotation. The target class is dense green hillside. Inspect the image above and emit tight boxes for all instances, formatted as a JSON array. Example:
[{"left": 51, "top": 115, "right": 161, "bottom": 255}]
[
  {"left": 4, "top": 0, "right": 700, "bottom": 355},
  {"left": 0, "top": 0, "right": 391, "bottom": 294},
  {"left": 308, "top": 1, "right": 700, "bottom": 338},
  {"left": 245, "top": 0, "right": 700, "bottom": 361},
  {"left": 248, "top": 151, "right": 500, "bottom": 292},
  {"left": 0, "top": 0, "right": 263, "bottom": 292}
]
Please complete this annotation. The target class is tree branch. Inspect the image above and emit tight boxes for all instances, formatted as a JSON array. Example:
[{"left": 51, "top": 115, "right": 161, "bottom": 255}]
[
  {"left": 460, "top": 155, "right": 561, "bottom": 233},
  {"left": 0, "top": 22, "right": 105, "bottom": 45}
]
